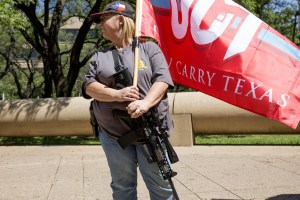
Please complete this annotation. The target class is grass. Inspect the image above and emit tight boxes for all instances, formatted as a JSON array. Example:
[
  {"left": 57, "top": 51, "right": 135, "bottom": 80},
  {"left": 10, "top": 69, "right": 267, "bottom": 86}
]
[
  {"left": 0, "top": 134, "right": 299, "bottom": 145},
  {"left": 195, "top": 134, "right": 300, "bottom": 145},
  {"left": 0, "top": 136, "right": 100, "bottom": 145}
]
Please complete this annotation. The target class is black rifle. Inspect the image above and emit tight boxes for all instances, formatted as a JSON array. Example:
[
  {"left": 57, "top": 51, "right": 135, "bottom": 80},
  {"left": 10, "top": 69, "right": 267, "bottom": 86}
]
[
  {"left": 139, "top": 109, "right": 180, "bottom": 200},
  {"left": 114, "top": 108, "right": 180, "bottom": 200}
]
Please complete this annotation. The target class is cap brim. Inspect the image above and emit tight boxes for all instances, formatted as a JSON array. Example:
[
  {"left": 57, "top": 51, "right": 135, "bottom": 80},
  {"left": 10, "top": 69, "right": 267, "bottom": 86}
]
[
  {"left": 91, "top": 11, "right": 134, "bottom": 23},
  {"left": 90, "top": 11, "right": 117, "bottom": 23}
]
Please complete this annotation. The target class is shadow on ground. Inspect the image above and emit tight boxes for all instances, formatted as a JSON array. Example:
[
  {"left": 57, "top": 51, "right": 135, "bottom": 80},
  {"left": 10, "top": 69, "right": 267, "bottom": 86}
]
[{"left": 266, "top": 194, "right": 300, "bottom": 200}]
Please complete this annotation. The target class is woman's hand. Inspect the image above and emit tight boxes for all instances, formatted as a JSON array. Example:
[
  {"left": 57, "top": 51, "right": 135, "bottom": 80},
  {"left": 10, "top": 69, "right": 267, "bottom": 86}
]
[
  {"left": 126, "top": 99, "right": 151, "bottom": 118},
  {"left": 116, "top": 86, "right": 139, "bottom": 102},
  {"left": 125, "top": 82, "right": 169, "bottom": 118}
]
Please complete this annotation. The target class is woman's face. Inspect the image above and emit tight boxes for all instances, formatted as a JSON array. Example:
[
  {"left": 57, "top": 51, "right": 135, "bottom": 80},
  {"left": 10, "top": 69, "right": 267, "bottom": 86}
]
[{"left": 99, "top": 14, "right": 122, "bottom": 42}]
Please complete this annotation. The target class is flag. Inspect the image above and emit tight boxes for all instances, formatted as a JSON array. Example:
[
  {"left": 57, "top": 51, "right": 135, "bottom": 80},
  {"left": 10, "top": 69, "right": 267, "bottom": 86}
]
[{"left": 140, "top": 0, "right": 300, "bottom": 129}]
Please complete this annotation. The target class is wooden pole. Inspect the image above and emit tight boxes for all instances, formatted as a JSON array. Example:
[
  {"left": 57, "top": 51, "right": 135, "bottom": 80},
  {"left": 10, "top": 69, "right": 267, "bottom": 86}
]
[{"left": 133, "top": 0, "right": 141, "bottom": 87}]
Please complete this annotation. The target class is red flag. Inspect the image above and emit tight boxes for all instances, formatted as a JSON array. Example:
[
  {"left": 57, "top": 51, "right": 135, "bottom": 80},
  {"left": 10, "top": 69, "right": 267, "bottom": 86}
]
[
  {"left": 139, "top": 0, "right": 160, "bottom": 43},
  {"left": 141, "top": 0, "right": 300, "bottom": 129}
]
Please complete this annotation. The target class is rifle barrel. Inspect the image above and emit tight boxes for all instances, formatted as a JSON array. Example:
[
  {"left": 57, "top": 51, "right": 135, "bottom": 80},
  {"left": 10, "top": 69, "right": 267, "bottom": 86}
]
[{"left": 168, "top": 177, "right": 180, "bottom": 200}]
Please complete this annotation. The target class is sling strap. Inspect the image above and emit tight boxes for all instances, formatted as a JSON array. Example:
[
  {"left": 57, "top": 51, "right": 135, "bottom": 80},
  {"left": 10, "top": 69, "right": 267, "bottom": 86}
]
[
  {"left": 111, "top": 48, "right": 133, "bottom": 87},
  {"left": 111, "top": 48, "right": 125, "bottom": 72}
]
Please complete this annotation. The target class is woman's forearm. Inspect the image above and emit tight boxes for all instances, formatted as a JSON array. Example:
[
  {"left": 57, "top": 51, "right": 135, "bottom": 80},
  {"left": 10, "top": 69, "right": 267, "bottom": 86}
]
[
  {"left": 85, "top": 82, "right": 140, "bottom": 102},
  {"left": 143, "top": 81, "right": 168, "bottom": 108},
  {"left": 86, "top": 82, "right": 119, "bottom": 102}
]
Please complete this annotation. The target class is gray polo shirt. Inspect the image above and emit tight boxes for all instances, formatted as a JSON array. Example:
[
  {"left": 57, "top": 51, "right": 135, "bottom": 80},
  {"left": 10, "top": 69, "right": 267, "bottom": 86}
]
[{"left": 84, "top": 41, "right": 174, "bottom": 138}]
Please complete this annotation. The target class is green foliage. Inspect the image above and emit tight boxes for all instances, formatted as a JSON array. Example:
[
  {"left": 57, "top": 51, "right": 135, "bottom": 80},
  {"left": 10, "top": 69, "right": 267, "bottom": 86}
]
[
  {"left": 0, "top": 75, "right": 17, "bottom": 99},
  {"left": 0, "top": 66, "right": 44, "bottom": 99},
  {"left": 234, "top": 0, "right": 258, "bottom": 14},
  {"left": 259, "top": 0, "right": 299, "bottom": 44},
  {"left": 0, "top": 0, "right": 30, "bottom": 30},
  {"left": 234, "top": 0, "right": 299, "bottom": 45},
  {"left": 0, "top": 24, "right": 44, "bottom": 99}
]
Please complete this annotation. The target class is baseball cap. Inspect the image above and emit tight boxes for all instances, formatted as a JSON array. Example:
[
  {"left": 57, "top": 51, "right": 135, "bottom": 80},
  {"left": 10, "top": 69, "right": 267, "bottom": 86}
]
[{"left": 91, "top": 1, "right": 135, "bottom": 23}]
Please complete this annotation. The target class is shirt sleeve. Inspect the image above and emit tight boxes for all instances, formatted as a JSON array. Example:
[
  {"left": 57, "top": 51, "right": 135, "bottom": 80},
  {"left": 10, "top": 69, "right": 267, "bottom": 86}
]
[
  {"left": 82, "top": 54, "right": 99, "bottom": 99},
  {"left": 145, "top": 41, "right": 174, "bottom": 88}
]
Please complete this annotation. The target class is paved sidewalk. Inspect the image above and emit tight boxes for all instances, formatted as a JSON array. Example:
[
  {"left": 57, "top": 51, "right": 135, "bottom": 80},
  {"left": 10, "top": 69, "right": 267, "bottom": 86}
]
[{"left": 0, "top": 145, "right": 299, "bottom": 200}]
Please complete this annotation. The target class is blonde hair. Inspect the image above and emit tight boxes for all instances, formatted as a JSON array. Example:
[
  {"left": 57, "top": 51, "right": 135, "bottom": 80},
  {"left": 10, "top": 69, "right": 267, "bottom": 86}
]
[{"left": 122, "top": 16, "right": 135, "bottom": 45}]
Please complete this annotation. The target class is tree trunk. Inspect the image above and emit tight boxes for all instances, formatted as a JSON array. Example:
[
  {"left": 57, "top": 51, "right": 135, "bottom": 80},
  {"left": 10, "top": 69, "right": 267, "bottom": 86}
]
[{"left": 14, "top": 0, "right": 103, "bottom": 97}]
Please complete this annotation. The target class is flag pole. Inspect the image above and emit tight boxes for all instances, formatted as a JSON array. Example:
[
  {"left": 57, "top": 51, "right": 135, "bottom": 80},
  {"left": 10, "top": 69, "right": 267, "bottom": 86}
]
[{"left": 133, "top": 0, "right": 141, "bottom": 87}]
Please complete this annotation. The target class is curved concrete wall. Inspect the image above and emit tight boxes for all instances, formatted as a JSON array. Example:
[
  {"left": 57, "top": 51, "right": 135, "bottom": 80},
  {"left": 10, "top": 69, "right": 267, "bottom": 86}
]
[
  {"left": 168, "top": 92, "right": 300, "bottom": 134},
  {"left": 0, "top": 97, "right": 91, "bottom": 136},
  {"left": 0, "top": 92, "right": 299, "bottom": 138}
]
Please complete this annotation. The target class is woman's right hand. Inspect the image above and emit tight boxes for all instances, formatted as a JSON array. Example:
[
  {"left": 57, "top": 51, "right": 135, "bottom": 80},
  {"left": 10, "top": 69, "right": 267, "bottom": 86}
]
[{"left": 117, "top": 86, "right": 139, "bottom": 102}]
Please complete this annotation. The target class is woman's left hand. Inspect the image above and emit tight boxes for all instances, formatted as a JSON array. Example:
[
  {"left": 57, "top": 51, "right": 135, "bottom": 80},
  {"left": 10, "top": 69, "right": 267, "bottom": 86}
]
[{"left": 126, "top": 99, "right": 151, "bottom": 118}]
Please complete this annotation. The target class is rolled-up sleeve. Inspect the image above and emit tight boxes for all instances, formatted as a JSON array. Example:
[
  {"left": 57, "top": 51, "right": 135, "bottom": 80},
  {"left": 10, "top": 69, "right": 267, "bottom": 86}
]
[
  {"left": 147, "top": 42, "right": 174, "bottom": 88},
  {"left": 82, "top": 55, "right": 99, "bottom": 99}
]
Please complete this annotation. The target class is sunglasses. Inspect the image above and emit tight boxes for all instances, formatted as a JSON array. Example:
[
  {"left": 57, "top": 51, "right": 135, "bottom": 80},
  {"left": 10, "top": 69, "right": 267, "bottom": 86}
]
[{"left": 96, "top": 14, "right": 117, "bottom": 23}]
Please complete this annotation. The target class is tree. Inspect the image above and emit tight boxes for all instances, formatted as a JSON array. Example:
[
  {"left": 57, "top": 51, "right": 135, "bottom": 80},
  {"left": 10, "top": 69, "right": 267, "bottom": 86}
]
[
  {"left": 0, "top": 0, "right": 45, "bottom": 99},
  {"left": 0, "top": 25, "right": 45, "bottom": 99},
  {"left": 12, "top": 0, "right": 104, "bottom": 97},
  {"left": 235, "top": 0, "right": 299, "bottom": 45},
  {"left": 259, "top": 0, "right": 299, "bottom": 45}
]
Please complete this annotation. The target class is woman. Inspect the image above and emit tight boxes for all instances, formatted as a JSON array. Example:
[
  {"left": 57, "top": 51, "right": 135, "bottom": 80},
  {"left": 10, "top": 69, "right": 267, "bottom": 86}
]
[{"left": 82, "top": 1, "right": 175, "bottom": 199}]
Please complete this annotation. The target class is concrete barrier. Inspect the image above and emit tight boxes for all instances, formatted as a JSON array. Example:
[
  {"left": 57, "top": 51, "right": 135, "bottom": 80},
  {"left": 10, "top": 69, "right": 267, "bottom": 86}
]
[
  {"left": 0, "top": 98, "right": 91, "bottom": 137},
  {"left": 0, "top": 92, "right": 299, "bottom": 146},
  {"left": 171, "top": 92, "right": 300, "bottom": 134}
]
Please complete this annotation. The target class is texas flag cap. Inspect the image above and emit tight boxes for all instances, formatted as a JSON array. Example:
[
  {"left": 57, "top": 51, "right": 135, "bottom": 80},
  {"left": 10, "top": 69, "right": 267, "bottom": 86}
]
[{"left": 91, "top": 1, "right": 135, "bottom": 23}]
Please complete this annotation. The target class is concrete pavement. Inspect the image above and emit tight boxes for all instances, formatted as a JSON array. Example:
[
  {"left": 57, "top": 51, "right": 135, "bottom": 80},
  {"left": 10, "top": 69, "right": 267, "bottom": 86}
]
[{"left": 0, "top": 145, "right": 299, "bottom": 200}]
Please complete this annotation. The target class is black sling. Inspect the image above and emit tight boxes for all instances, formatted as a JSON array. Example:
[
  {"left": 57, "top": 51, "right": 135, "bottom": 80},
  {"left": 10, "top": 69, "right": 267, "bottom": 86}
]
[{"left": 111, "top": 48, "right": 133, "bottom": 87}]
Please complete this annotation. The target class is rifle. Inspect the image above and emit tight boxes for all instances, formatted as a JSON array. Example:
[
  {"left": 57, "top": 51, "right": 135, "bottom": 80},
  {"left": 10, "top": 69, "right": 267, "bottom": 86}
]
[
  {"left": 114, "top": 108, "right": 180, "bottom": 200},
  {"left": 139, "top": 109, "right": 180, "bottom": 200}
]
